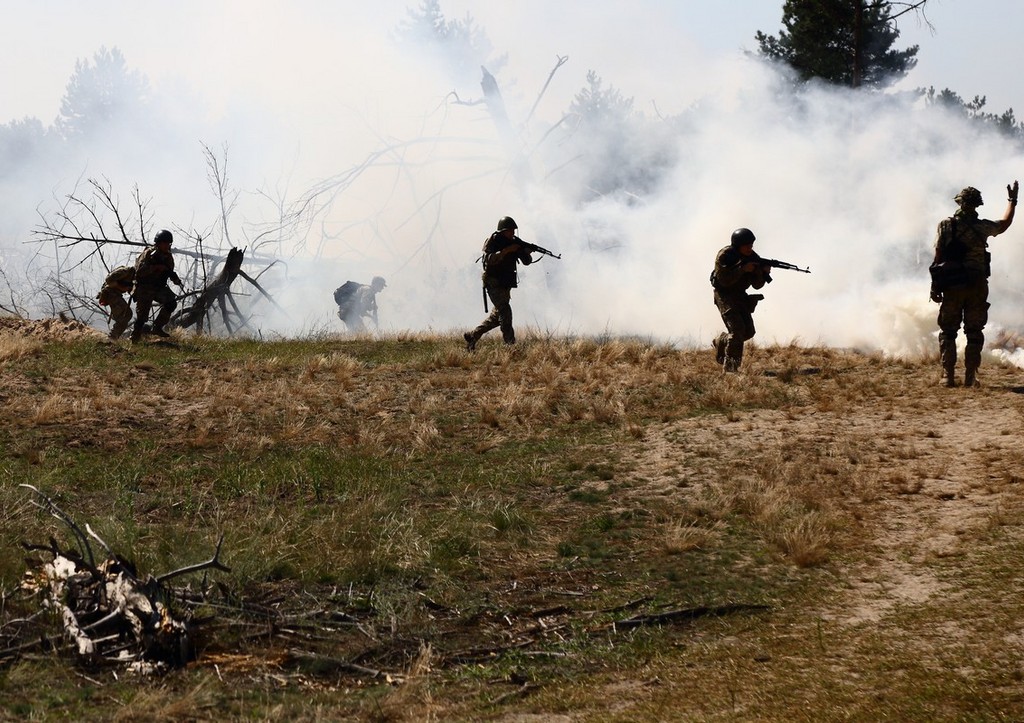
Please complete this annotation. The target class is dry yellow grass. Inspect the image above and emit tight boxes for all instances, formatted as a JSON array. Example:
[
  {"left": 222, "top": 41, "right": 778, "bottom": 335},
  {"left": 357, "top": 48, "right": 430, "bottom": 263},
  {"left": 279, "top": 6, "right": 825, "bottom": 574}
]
[
  {"left": 4, "top": 331, "right": 1024, "bottom": 720},
  {"left": 0, "top": 333, "right": 43, "bottom": 362}
]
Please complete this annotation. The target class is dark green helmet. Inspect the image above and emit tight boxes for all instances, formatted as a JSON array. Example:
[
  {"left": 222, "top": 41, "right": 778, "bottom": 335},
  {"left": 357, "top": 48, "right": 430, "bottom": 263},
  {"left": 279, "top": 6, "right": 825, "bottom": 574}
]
[
  {"left": 497, "top": 216, "right": 518, "bottom": 232},
  {"left": 154, "top": 229, "right": 173, "bottom": 245},
  {"left": 955, "top": 187, "right": 983, "bottom": 207},
  {"left": 730, "top": 228, "right": 756, "bottom": 248}
]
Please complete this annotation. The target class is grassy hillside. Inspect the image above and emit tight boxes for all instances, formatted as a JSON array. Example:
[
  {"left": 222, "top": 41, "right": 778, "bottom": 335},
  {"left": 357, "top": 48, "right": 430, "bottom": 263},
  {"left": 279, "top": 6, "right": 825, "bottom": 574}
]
[{"left": 2, "top": 324, "right": 1024, "bottom": 720}]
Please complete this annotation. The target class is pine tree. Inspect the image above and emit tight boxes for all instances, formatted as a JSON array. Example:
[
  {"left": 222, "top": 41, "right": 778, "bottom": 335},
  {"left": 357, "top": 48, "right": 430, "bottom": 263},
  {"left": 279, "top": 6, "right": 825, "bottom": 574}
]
[
  {"left": 755, "top": 0, "right": 918, "bottom": 89},
  {"left": 55, "top": 47, "right": 150, "bottom": 140}
]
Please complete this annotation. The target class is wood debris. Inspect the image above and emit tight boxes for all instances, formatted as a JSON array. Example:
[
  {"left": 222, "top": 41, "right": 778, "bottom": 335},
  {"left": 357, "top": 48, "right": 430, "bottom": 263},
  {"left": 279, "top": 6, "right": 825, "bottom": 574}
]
[{"left": 6, "top": 484, "right": 230, "bottom": 674}]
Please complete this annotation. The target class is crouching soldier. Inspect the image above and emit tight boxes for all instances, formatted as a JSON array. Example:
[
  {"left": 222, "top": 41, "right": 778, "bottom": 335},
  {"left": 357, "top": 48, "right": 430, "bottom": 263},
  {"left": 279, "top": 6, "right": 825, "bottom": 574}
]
[
  {"left": 334, "top": 276, "right": 387, "bottom": 332},
  {"left": 130, "top": 229, "right": 183, "bottom": 342},
  {"left": 97, "top": 265, "right": 135, "bottom": 340}
]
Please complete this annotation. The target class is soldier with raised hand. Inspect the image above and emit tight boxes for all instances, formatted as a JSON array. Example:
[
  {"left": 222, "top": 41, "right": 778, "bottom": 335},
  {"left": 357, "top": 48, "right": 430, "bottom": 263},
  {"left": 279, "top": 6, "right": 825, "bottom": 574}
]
[
  {"left": 464, "top": 216, "right": 533, "bottom": 351},
  {"left": 930, "top": 182, "right": 1018, "bottom": 387},
  {"left": 710, "top": 228, "right": 769, "bottom": 372},
  {"left": 130, "top": 229, "right": 183, "bottom": 343}
]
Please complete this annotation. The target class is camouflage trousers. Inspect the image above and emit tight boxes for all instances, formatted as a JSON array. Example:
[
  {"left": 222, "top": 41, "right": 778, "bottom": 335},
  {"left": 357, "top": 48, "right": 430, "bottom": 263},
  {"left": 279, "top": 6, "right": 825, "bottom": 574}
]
[
  {"left": 98, "top": 289, "right": 132, "bottom": 340},
  {"left": 714, "top": 292, "right": 756, "bottom": 371},
  {"left": 131, "top": 285, "right": 177, "bottom": 340},
  {"left": 338, "top": 306, "right": 367, "bottom": 333},
  {"left": 469, "top": 282, "right": 515, "bottom": 344},
  {"left": 937, "top": 281, "right": 989, "bottom": 373}
]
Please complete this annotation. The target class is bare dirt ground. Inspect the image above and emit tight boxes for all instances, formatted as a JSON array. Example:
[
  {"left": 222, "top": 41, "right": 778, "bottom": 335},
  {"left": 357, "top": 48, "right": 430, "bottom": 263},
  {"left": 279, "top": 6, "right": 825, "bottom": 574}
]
[{"left": 612, "top": 356, "right": 1024, "bottom": 717}]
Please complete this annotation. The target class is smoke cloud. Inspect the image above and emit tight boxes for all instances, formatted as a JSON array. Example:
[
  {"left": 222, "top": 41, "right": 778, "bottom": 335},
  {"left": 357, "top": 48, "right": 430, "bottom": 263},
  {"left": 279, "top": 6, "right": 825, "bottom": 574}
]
[{"left": 2, "top": 2, "right": 1023, "bottom": 361}]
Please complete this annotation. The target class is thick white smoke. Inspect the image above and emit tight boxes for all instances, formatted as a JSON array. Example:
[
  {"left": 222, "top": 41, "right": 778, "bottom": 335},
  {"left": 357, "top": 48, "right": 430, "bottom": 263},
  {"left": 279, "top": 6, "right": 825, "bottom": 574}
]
[{"left": 3, "top": 2, "right": 1023, "bottom": 360}]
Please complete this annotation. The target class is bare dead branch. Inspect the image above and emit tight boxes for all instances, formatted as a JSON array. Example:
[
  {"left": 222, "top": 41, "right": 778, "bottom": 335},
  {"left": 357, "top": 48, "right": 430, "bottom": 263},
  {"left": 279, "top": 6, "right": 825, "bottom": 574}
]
[
  {"left": 287, "top": 648, "right": 393, "bottom": 681},
  {"left": 156, "top": 534, "right": 231, "bottom": 584},
  {"left": 237, "top": 270, "right": 290, "bottom": 317},
  {"left": 610, "top": 603, "right": 770, "bottom": 631},
  {"left": 18, "top": 484, "right": 96, "bottom": 571},
  {"left": 525, "top": 54, "right": 569, "bottom": 126}
]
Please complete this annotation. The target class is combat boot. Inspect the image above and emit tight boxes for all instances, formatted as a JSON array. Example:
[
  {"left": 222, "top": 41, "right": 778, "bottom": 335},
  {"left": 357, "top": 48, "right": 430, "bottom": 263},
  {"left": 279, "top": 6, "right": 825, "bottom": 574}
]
[
  {"left": 463, "top": 332, "right": 476, "bottom": 352},
  {"left": 152, "top": 326, "right": 171, "bottom": 338},
  {"left": 723, "top": 357, "right": 741, "bottom": 373},
  {"left": 964, "top": 366, "right": 979, "bottom": 388},
  {"left": 941, "top": 367, "right": 956, "bottom": 388},
  {"left": 713, "top": 335, "right": 726, "bottom": 365}
]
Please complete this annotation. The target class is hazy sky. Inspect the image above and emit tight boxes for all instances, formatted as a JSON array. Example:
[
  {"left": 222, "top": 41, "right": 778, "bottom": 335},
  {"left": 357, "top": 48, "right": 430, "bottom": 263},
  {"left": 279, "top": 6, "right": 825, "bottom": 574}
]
[{"left": 1, "top": 1, "right": 1019, "bottom": 123}]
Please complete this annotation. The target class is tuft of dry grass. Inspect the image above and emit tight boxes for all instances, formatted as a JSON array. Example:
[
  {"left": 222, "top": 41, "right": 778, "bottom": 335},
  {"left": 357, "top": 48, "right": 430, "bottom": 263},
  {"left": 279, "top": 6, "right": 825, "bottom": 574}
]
[
  {"left": 770, "top": 513, "right": 834, "bottom": 567},
  {"left": 0, "top": 333, "right": 44, "bottom": 362},
  {"left": 663, "top": 519, "right": 720, "bottom": 554}
]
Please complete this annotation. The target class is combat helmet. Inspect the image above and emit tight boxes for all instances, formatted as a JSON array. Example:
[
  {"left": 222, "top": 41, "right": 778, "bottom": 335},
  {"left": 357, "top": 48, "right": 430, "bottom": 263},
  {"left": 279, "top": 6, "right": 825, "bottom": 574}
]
[
  {"left": 371, "top": 276, "right": 386, "bottom": 291},
  {"left": 730, "top": 228, "right": 756, "bottom": 248},
  {"left": 154, "top": 229, "right": 173, "bottom": 245},
  {"left": 497, "top": 216, "right": 518, "bottom": 232},
  {"left": 954, "top": 187, "right": 983, "bottom": 207}
]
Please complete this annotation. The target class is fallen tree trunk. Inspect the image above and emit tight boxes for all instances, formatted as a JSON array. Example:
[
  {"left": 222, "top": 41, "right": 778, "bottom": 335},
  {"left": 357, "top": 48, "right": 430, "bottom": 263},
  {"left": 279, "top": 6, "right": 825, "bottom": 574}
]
[{"left": 171, "top": 247, "right": 246, "bottom": 333}]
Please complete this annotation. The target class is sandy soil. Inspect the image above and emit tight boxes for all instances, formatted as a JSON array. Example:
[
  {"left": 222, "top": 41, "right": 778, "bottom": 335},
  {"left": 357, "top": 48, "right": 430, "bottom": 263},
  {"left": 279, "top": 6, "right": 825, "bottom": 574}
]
[
  {"left": 623, "top": 356, "right": 1024, "bottom": 701},
  {"left": 0, "top": 315, "right": 105, "bottom": 341}
]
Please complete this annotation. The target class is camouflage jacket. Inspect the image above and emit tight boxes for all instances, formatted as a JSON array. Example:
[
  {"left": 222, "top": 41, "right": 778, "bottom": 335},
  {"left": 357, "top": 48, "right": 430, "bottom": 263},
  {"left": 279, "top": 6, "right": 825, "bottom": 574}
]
[
  {"left": 933, "top": 211, "right": 1003, "bottom": 279},
  {"left": 711, "top": 246, "right": 768, "bottom": 298},
  {"left": 342, "top": 285, "right": 378, "bottom": 318},
  {"left": 481, "top": 232, "right": 532, "bottom": 288},
  {"left": 134, "top": 246, "right": 181, "bottom": 290}
]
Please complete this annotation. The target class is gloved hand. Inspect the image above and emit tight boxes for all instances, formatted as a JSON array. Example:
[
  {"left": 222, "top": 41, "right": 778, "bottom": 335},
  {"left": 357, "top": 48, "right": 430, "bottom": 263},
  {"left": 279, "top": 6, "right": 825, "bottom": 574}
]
[
  {"left": 1008, "top": 180, "right": 1019, "bottom": 203},
  {"left": 930, "top": 287, "right": 943, "bottom": 303}
]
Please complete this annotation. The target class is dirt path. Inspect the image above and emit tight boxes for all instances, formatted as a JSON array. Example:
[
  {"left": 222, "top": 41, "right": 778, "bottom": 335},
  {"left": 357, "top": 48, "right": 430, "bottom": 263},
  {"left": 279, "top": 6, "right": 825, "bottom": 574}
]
[{"left": 609, "top": 361, "right": 1024, "bottom": 716}]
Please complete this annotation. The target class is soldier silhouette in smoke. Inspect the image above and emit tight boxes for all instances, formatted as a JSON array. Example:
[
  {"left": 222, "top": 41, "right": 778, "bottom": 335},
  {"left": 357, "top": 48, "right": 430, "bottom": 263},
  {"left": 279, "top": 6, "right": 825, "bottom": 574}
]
[{"left": 334, "top": 276, "right": 386, "bottom": 332}]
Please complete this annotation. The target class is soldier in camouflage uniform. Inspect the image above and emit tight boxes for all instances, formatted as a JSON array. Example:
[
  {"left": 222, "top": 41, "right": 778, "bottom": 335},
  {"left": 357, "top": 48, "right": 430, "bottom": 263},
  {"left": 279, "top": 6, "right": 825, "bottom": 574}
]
[
  {"left": 464, "top": 216, "right": 533, "bottom": 351},
  {"left": 97, "top": 265, "right": 135, "bottom": 340},
  {"left": 931, "top": 182, "right": 1017, "bottom": 387},
  {"left": 710, "top": 228, "right": 769, "bottom": 372},
  {"left": 130, "top": 229, "right": 183, "bottom": 343},
  {"left": 337, "top": 276, "right": 387, "bottom": 332}
]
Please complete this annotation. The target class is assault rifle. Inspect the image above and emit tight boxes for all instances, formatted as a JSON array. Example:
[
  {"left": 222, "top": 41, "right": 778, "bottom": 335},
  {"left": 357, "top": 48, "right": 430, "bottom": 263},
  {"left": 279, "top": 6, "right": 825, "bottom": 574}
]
[
  {"left": 758, "top": 257, "right": 809, "bottom": 273},
  {"left": 743, "top": 256, "right": 810, "bottom": 282},
  {"left": 516, "top": 238, "right": 561, "bottom": 260}
]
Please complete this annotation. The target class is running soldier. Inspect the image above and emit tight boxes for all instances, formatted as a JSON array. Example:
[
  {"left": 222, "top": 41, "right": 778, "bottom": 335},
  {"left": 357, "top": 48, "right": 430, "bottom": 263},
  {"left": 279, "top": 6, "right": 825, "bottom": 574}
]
[
  {"left": 710, "top": 228, "right": 769, "bottom": 372},
  {"left": 464, "top": 216, "right": 532, "bottom": 351},
  {"left": 130, "top": 229, "right": 182, "bottom": 342},
  {"left": 96, "top": 264, "right": 135, "bottom": 340}
]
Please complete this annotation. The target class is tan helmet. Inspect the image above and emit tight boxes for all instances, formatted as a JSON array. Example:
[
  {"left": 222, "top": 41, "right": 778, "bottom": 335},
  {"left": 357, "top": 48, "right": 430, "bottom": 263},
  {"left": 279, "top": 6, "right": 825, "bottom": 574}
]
[{"left": 954, "top": 187, "right": 983, "bottom": 207}]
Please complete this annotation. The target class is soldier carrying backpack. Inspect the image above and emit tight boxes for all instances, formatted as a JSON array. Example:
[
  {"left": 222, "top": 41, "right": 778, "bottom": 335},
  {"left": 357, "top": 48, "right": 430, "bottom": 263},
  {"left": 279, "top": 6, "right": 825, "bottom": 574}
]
[
  {"left": 97, "top": 264, "right": 135, "bottom": 340},
  {"left": 334, "top": 276, "right": 386, "bottom": 332}
]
